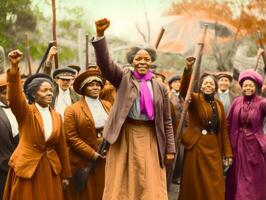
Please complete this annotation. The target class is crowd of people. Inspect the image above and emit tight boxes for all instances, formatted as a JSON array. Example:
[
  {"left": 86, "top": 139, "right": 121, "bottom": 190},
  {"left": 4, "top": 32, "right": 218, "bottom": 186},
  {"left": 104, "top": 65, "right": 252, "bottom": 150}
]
[{"left": 0, "top": 18, "right": 266, "bottom": 200}]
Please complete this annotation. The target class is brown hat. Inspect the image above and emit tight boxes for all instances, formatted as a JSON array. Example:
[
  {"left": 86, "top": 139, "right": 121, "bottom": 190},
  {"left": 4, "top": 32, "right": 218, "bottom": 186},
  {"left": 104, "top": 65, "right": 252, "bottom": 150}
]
[
  {"left": 73, "top": 67, "right": 104, "bottom": 95},
  {"left": 215, "top": 72, "right": 233, "bottom": 82},
  {"left": 0, "top": 73, "right": 7, "bottom": 88}
]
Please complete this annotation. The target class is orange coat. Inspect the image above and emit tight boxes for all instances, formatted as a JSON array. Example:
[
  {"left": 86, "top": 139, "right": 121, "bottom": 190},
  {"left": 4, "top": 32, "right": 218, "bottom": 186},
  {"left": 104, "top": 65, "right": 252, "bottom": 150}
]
[
  {"left": 178, "top": 69, "right": 233, "bottom": 200},
  {"left": 63, "top": 98, "right": 111, "bottom": 200},
  {"left": 3, "top": 68, "right": 71, "bottom": 200}
]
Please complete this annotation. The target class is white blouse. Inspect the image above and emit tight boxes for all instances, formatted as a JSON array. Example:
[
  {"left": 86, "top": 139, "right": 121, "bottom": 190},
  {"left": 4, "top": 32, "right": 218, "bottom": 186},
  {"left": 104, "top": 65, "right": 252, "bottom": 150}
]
[{"left": 35, "top": 103, "right": 53, "bottom": 141}]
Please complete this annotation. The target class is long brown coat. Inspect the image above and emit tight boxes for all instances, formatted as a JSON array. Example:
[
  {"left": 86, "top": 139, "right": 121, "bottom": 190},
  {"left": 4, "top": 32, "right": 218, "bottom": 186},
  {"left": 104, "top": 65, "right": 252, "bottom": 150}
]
[
  {"left": 178, "top": 69, "right": 233, "bottom": 200},
  {"left": 92, "top": 37, "right": 176, "bottom": 167},
  {"left": 3, "top": 68, "right": 71, "bottom": 200},
  {"left": 63, "top": 98, "right": 111, "bottom": 200}
]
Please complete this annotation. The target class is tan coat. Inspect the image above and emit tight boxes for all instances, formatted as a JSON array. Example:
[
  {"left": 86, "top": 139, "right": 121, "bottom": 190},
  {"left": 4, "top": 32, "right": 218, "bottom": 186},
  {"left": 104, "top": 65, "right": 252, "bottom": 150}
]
[
  {"left": 178, "top": 69, "right": 233, "bottom": 200},
  {"left": 3, "top": 68, "right": 71, "bottom": 200},
  {"left": 63, "top": 98, "right": 111, "bottom": 200}
]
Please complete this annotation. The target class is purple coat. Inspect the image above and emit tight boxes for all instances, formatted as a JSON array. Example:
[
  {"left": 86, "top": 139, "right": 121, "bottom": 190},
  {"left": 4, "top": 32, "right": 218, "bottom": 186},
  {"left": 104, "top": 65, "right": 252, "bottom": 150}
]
[{"left": 226, "top": 95, "right": 266, "bottom": 200}]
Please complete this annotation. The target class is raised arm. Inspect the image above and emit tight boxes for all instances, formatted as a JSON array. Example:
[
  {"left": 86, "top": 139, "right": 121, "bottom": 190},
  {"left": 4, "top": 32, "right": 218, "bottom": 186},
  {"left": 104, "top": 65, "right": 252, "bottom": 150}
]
[
  {"left": 42, "top": 46, "right": 57, "bottom": 75},
  {"left": 7, "top": 50, "right": 28, "bottom": 123},
  {"left": 91, "top": 18, "right": 123, "bottom": 88},
  {"left": 180, "top": 57, "right": 196, "bottom": 99}
]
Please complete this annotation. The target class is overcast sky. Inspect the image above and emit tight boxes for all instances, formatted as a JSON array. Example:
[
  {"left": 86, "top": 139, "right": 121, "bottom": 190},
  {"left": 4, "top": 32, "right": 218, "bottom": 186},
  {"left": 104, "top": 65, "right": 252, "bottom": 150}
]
[{"left": 32, "top": 0, "right": 174, "bottom": 44}]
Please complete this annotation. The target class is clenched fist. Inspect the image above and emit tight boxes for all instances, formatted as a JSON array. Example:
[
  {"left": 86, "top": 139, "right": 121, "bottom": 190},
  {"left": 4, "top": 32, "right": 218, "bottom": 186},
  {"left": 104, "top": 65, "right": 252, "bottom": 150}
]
[
  {"left": 95, "top": 18, "right": 110, "bottom": 37},
  {"left": 8, "top": 49, "right": 23, "bottom": 67},
  {"left": 185, "top": 56, "right": 196, "bottom": 70}
]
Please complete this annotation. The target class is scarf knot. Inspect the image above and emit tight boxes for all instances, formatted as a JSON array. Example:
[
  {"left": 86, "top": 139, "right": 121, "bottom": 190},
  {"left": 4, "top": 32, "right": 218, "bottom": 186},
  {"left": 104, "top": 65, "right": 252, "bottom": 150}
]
[{"left": 132, "top": 70, "right": 154, "bottom": 120}]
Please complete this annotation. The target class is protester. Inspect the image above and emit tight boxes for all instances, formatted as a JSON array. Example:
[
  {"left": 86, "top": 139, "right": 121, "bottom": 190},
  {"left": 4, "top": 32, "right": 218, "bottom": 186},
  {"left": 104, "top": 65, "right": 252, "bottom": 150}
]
[
  {"left": 63, "top": 66, "right": 111, "bottom": 200},
  {"left": 42, "top": 47, "right": 80, "bottom": 117},
  {"left": 167, "top": 75, "right": 186, "bottom": 185},
  {"left": 3, "top": 50, "right": 71, "bottom": 200},
  {"left": 52, "top": 67, "right": 80, "bottom": 117},
  {"left": 0, "top": 73, "right": 19, "bottom": 199},
  {"left": 178, "top": 57, "right": 233, "bottom": 200},
  {"left": 226, "top": 69, "right": 266, "bottom": 200},
  {"left": 215, "top": 72, "right": 236, "bottom": 114},
  {"left": 91, "top": 18, "right": 175, "bottom": 200}
]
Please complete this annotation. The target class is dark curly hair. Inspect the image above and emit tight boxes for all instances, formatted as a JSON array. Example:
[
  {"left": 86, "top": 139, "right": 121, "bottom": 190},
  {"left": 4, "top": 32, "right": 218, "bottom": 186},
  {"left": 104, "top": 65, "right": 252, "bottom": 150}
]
[{"left": 126, "top": 46, "right": 157, "bottom": 64}]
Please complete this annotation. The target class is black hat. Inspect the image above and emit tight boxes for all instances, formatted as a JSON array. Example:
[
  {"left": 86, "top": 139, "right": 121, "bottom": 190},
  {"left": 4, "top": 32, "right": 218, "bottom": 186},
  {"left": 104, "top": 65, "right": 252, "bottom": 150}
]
[
  {"left": 168, "top": 75, "right": 181, "bottom": 85},
  {"left": 67, "top": 64, "right": 81, "bottom": 73},
  {"left": 52, "top": 67, "right": 76, "bottom": 79},
  {"left": 23, "top": 73, "right": 53, "bottom": 93}
]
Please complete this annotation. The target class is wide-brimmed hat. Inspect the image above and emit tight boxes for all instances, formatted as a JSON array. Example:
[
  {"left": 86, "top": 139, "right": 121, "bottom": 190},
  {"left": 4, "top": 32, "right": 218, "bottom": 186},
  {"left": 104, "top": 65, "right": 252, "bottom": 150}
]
[
  {"left": 238, "top": 69, "right": 263, "bottom": 88},
  {"left": 52, "top": 67, "right": 76, "bottom": 79},
  {"left": 0, "top": 73, "right": 7, "bottom": 88},
  {"left": 215, "top": 72, "right": 233, "bottom": 82},
  {"left": 73, "top": 67, "right": 104, "bottom": 95}
]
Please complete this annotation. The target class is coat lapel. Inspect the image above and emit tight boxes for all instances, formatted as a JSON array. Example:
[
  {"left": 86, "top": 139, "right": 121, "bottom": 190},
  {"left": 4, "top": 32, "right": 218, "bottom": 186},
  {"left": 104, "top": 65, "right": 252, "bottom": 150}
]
[
  {"left": 47, "top": 109, "right": 60, "bottom": 142},
  {"left": 151, "top": 79, "right": 160, "bottom": 108},
  {"left": 80, "top": 98, "right": 95, "bottom": 127},
  {"left": 33, "top": 105, "right": 45, "bottom": 136}
]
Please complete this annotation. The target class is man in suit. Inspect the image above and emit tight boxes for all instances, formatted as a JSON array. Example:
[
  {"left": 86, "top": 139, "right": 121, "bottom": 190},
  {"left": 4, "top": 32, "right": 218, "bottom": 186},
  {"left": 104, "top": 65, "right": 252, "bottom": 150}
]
[
  {"left": 42, "top": 46, "right": 80, "bottom": 117},
  {"left": 0, "top": 73, "right": 18, "bottom": 199}
]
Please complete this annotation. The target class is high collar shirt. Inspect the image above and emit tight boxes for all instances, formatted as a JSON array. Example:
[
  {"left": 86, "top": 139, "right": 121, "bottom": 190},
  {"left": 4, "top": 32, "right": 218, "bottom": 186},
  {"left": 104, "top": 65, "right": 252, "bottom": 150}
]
[
  {"left": 55, "top": 88, "right": 71, "bottom": 117},
  {"left": 85, "top": 96, "right": 108, "bottom": 128},
  {"left": 35, "top": 103, "right": 52, "bottom": 141}
]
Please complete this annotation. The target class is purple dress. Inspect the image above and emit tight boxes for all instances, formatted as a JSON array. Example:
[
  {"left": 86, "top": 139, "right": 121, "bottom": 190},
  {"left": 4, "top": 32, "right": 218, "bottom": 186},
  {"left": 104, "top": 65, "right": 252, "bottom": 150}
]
[{"left": 226, "top": 95, "right": 266, "bottom": 200}]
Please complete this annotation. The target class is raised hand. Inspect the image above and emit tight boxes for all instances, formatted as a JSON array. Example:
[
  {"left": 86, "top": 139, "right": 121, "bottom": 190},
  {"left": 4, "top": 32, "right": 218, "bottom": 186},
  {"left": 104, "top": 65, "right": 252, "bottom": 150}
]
[
  {"left": 8, "top": 49, "right": 23, "bottom": 67},
  {"left": 47, "top": 45, "right": 57, "bottom": 62},
  {"left": 185, "top": 56, "right": 196, "bottom": 70},
  {"left": 95, "top": 18, "right": 110, "bottom": 37}
]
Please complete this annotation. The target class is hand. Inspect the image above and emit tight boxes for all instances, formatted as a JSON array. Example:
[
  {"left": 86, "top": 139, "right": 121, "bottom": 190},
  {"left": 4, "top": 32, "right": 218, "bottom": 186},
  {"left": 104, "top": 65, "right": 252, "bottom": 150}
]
[
  {"left": 47, "top": 46, "right": 57, "bottom": 62},
  {"left": 165, "top": 153, "right": 175, "bottom": 165},
  {"left": 93, "top": 152, "right": 106, "bottom": 161},
  {"left": 185, "top": 56, "right": 196, "bottom": 70},
  {"left": 8, "top": 49, "right": 23, "bottom": 67},
  {"left": 257, "top": 48, "right": 265, "bottom": 56},
  {"left": 223, "top": 157, "right": 233, "bottom": 167},
  {"left": 95, "top": 18, "right": 110, "bottom": 37},
  {"left": 62, "top": 179, "right": 70, "bottom": 189}
]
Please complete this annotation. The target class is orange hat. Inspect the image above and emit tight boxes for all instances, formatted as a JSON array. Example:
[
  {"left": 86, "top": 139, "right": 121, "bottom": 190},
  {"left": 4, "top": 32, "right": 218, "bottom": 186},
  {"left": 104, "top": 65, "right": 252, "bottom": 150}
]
[{"left": 0, "top": 73, "right": 7, "bottom": 88}]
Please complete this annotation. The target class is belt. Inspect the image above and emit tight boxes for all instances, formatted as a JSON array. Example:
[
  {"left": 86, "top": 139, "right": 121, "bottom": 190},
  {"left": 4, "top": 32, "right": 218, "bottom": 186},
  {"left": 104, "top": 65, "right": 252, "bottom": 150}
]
[{"left": 126, "top": 117, "right": 154, "bottom": 126}]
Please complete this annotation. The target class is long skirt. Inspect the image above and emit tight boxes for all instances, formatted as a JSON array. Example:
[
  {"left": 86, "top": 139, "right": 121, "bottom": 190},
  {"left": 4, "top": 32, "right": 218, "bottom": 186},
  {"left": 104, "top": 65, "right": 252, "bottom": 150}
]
[
  {"left": 3, "top": 155, "right": 64, "bottom": 200},
  {"left": 226, "top": 131, "right": 266, "bottom": 200},
  {"left": 102, "top": 118, "right": 167, "bottom": 200},
  {"left": 179, "top": 133, "right": 225, "bottom": 200}
]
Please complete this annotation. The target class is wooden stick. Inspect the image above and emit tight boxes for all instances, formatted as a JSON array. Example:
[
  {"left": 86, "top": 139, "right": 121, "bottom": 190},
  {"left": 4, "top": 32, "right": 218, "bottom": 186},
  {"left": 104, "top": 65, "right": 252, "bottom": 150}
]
[
  {"left": 51, "top": 0, "right": 59, "bottom": 68},
  {"left": 85, "top": 34, "right": 89, "bottom": 68},
  {"left": 257, "top": 31, "right": 266, "bottom": 73},
  {"left": 154, "top": 27, "right": 165, "bottom": 49},
  {"left": 254, "top": 48, "right": 264, "bottom": 71},
  {"left": 24, "top": 33, "right": 32, "bottom": 75}
]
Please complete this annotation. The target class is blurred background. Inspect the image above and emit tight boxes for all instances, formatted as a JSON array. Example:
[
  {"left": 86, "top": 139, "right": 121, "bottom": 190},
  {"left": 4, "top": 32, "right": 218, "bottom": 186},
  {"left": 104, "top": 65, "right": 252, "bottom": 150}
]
[{"left": 0, "top": 0, "right": 266, "bottom": 77}]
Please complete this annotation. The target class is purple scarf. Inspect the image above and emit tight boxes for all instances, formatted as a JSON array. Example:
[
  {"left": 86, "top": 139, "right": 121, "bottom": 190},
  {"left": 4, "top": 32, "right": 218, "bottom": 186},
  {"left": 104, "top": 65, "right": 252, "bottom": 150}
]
[{"left": 132, "top": 70, "right": 154, "bottom": 120}]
